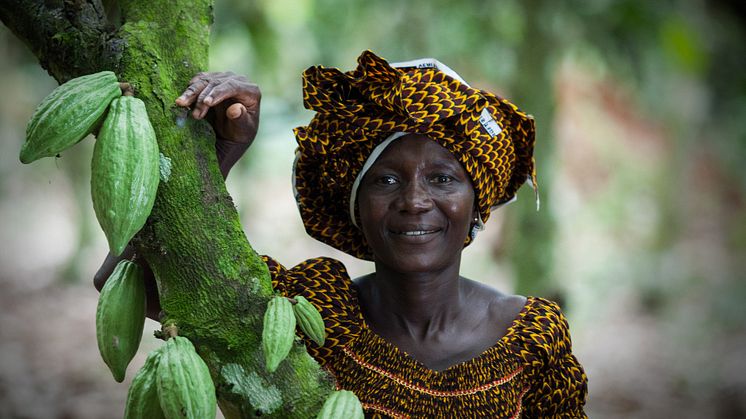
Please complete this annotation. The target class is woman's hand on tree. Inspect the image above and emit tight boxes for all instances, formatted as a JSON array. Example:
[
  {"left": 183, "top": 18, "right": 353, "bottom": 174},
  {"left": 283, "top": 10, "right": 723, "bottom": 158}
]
[{"left": 175, "top": 72, "right": 261, "bottom": 177}]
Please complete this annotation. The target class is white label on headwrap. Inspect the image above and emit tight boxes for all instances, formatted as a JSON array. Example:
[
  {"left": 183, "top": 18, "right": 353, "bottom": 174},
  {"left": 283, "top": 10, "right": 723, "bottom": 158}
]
[
  {"left": 479, "top": 108, "right": 502, "bottom": 137},
  {"left": 389, "top": 58, "right": 470, "bottom": 86}
]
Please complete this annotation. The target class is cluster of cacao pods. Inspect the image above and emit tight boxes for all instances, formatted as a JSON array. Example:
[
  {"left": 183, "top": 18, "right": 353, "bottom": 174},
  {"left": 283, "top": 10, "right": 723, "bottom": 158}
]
[
  {"left": 20, "top": 70, "right": 160, "bottom": 257},
  {"left": 262, "top": 294, "right": 327, "bottom": 372},
  {"left": 125, "top": 336, "right": 217, "bottom": 419}
]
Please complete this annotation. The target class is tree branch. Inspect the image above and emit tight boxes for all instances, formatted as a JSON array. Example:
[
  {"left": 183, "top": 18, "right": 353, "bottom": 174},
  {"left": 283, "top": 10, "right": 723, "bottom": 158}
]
[{"left": 0, "top": 0, "right": 122, "bottom": 82}]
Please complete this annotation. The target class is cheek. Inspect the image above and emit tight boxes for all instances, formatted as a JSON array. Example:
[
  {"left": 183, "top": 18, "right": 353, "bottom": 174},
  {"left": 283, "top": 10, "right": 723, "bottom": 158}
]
[
  {"left": 357, "top": 195, "right": 385, "bottom": 239},
  {"left": 442, "top": 189, "right": 475, "bottom": 223}
]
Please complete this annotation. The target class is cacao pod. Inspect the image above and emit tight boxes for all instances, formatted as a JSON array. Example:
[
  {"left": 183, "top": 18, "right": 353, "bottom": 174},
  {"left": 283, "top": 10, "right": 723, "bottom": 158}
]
[
  {"left": 96, "top": 259, "right": 146, "bottom": 382},
  {"left": 293, "top": 295, "right": 326, "bottom": 347},
  {"left": 317, "top": 390, "right": 364, "bottom": 419},
  {"left": 262, "top": 295, "right": 296, "bottom": 373},
  {"left": 156, "top": 336, "right": 216, "bottom": 419},
  {"left": 20, "top": 71, "right": 121, "bottom": 163},
  {"left": 91, "top": 95, "right": 160, "bottom": 257},
  {"left": 124, "top": 348, "right": 166, "bottom": 419}
]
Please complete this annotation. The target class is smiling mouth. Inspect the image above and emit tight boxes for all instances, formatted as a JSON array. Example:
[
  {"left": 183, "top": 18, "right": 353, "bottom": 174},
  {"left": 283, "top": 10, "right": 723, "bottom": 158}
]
[{"left": 392, "top": 229, "right": 440, "bottom": 236}]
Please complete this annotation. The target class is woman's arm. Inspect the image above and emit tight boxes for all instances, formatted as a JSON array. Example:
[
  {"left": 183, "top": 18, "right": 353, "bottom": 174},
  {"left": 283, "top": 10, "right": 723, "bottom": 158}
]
[{"left": 94, "top": 72, "right": 262, "bottom": 316}]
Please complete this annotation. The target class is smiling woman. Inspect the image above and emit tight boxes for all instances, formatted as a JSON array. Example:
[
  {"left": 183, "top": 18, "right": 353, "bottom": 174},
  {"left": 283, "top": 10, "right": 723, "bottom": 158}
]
[{"left": 96, "top": 50, "right": 588, "bottom": 418}]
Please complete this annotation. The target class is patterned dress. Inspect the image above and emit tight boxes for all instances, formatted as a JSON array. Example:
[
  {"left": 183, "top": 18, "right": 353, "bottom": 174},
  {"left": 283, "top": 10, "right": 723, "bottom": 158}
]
[{"left": 264, "top": 256, "right": 588, "bottom": 418}]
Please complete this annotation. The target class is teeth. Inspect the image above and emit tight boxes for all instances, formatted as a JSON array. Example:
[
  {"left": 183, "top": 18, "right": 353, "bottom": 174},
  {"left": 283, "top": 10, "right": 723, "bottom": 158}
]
[{"left": 400, "top": 230, "right": 436, "bottom": 236}]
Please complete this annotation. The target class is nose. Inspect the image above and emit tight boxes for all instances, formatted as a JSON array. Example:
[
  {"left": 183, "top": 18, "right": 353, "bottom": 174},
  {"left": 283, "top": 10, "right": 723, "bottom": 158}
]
[{"left": 395, "top": 180, "right": 433, "bottom": 214}]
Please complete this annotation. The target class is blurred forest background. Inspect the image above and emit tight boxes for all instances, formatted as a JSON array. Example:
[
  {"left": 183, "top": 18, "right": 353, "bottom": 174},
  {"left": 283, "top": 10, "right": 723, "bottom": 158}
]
[{"left": 1, "top": 0, "right": 745, "bottom": 418}]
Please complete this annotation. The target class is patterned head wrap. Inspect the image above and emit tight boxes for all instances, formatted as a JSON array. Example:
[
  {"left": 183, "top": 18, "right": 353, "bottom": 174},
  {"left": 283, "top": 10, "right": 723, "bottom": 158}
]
[{"left": 293, "top": 50, "right": 537, "bottom": 260}]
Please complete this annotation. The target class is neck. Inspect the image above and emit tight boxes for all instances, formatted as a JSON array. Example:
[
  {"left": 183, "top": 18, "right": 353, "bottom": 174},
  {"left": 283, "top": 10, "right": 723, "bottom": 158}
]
[{"left": 363, "top": 258, "right": 465, "bottom": 339}]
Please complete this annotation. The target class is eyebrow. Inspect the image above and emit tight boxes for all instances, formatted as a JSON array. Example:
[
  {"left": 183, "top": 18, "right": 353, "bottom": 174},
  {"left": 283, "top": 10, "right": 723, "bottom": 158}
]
[{"left": 371, "top": 157, "right": 463, "bottom": 171}]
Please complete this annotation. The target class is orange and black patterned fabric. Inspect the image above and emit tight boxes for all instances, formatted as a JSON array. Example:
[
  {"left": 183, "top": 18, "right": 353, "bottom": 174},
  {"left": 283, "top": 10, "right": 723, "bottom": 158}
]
[
  {"left": 264, "top": 256, "right": 588, "bottom": 418},
  {"left": 293, "top": 50, "right": 537, "bottom": 260}
]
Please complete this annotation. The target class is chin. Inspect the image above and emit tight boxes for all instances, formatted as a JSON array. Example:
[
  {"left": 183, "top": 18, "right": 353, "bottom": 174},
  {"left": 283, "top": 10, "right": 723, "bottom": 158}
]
[{"left": 374, "top": 250, "right": 461, "bottom": 275}]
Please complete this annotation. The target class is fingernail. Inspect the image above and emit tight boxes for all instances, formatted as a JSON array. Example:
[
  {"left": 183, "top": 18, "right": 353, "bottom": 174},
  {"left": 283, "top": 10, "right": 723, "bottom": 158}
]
[{"left": 204, "top": 96, "right": 212, "bottom": 105}]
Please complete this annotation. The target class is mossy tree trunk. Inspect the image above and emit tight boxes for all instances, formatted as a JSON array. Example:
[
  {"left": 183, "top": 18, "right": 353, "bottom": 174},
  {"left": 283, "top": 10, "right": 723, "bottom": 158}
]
[{"left": 0, "top": 1, "right": 335, "bottom": 417}]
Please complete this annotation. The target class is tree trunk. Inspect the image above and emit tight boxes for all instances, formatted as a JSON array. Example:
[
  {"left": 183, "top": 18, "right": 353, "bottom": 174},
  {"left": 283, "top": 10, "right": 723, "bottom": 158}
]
[{"left": 0, "top": 1, "right": 335, "bottom": 417}]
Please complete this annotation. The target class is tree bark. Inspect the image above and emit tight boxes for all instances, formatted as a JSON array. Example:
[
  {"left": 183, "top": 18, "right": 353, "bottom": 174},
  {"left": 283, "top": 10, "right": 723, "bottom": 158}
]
[{"left": 1, "top": 1, "right": 335, "bottom": 417}]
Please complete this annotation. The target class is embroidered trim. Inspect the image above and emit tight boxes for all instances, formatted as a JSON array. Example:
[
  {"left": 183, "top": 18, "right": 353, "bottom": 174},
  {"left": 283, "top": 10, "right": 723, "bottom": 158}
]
[
  {"left": 363, "top": 402, "right": 410, "bottom": 419},
  {"left": 342, "top": 345, "right": 523, "bottom": 397},
  {"left": 510, "top": 386, "right": 531, "bottom": 419}
]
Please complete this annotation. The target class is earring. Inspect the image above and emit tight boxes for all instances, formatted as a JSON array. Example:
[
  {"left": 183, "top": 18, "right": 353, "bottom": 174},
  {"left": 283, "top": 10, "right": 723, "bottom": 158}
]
[{"left": 470, "top": 216, "right": 484, "bottom": 241}]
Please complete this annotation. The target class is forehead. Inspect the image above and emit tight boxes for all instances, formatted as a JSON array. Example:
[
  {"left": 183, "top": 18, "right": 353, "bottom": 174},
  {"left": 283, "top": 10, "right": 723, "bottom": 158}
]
[{"left": 372, "top": 134, "right": 461, "bottom": 168}]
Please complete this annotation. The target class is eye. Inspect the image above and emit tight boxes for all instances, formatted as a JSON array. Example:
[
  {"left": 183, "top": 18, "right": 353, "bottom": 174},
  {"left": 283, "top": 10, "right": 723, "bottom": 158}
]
[
  {"left": 432, "top": 174, "right": 454, "bottom": 184},
  {"left": 376, "top": 175, "right": 398, "bottom": 185}
]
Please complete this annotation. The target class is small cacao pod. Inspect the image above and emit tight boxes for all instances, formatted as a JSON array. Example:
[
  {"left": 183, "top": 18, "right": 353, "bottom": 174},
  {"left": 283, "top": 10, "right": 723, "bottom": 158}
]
[
  {"left": 20, "top": 71, "right": 121, "bottom": 163},
  {"left": 293, "top": 295, "right": 326, "bottom": 347},
  {"left": 124, "top": 348, "right": 165, "bottom": 419},
  {"left": 156, "top": 336, "right": 216, "bottom": 419},
  {"left": 262, "top": 295, "right": 296, "bottom": 373},
  {"left": 91, "top": 95, "right": 160, "bottom": 257},
  {"left": 96, "top": 259, "right": 146, "bottom": 382},
  {"left": 317, "top": 390, "right": 364, "bottom": 419}
]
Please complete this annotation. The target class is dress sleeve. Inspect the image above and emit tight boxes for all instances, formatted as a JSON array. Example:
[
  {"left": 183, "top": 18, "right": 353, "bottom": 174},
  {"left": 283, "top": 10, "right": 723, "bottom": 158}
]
[
  {"left": 518, "top": 298, "right": 588, "bottom": 419},
  {"left": 260, "top": 255, "right": 362, "bottom": 366}
]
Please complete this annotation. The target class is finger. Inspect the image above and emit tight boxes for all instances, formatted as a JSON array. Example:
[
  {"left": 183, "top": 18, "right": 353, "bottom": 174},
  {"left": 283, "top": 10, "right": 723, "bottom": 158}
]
[
  {"left": 193, "top": 82, "right": 221, "bottom": 119},
  {"left": 176, "top": 79, "right": 209, "bottom": 107},
  {"left": 226, "top": 102, "right": 246, "bottom": 119},
  {"left": 205, "top": 80, "right": 260, "bottom": 111},
  {"left": 197, "top": 80, "right": 220, "bottom": 106}
]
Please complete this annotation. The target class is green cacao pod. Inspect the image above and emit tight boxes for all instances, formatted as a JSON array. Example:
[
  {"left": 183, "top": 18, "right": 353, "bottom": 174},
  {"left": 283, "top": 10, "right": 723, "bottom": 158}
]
[
  {"left": 96, "top": 259, "right": 146, "bottom": 382},
  {"left": 293, "top": 295, "right": 326, "bottom": 347},
  {"left": 124, "top": 348, "right": 166, "bottom": 419},
  {"left": 91, "top": 95, "right": 160, "bottom": 257},
  {"left": 156, "top": 336, "right": 217, "bottom": 419},
  {"left": 20, "top": 71, "right": 121, "bottom": 163},
  {"left": 317, "top": 390, "right": 364, "bottom": 419},
  {"left": 262, "top": 295, "right": 296, "bottom": 373}
]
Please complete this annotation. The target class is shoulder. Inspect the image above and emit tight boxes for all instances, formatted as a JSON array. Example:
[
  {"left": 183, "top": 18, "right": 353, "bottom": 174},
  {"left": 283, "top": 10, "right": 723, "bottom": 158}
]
[
  {"left": 460, "top": 278, "right": 527, "bottom": 330},
  {"left": 508, "top": 296, "right": 577, "bottom": 366}
]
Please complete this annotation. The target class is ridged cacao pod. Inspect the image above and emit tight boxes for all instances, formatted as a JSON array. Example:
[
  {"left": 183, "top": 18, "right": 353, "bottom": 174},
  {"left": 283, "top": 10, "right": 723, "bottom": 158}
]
[
  {"left": 293, "top": 295, "right": 326, "bottom": 347},
  {"left": 317, "top": 390, "right": 364, "bottom": 419},
  {"left": 124, "top": 348, "right": 165, "bottom": 419},
  {"left": 20, "top": 71, "right": 121, "bottom": 163},
  {"left": 96, "top": 259, "right": 146, "bottom": 382},
  {"left": 91, "top": 95, "right": 160, "bottom": 257},
  {"left": 156, "top": 336, "right": 216, "bottom": 419},
  {"left": 262, "top": 295, "right": 296, "bottom": 373}
]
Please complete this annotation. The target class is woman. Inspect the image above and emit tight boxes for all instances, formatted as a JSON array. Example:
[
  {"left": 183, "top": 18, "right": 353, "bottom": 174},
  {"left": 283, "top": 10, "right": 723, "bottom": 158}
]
[{"left": 96, "top": 51, "right": 587, "bottom": 418}]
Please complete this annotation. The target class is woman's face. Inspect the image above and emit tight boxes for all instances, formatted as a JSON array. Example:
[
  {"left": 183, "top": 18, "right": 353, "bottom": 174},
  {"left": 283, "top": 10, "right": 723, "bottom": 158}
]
[{"left": 357, "top": 134, "right": 477, "bottom": 274}]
